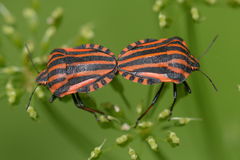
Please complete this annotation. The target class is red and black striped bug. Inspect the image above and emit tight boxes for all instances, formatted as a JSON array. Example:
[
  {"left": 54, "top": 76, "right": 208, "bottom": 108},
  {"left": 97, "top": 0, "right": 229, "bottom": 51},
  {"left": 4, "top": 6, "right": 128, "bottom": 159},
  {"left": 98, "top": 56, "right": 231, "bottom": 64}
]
[
  {"left": 117, "top": 36, "right": 217, "bottom": 125},
  {"left": 26, "top": 44, "right": 117, "bottom": 118}
]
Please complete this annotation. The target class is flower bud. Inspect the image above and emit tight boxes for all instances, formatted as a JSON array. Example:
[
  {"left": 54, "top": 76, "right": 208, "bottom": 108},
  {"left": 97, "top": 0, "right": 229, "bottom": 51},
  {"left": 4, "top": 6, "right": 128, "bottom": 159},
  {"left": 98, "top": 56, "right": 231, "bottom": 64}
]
[
  {"left": 205, "top": 0, "right": 217, "bottom": 5},
  {"left": 116, "top": 134, "right": 130, "bottom": 145},
  {"left": 2, "top": 25, "right": 14, "bottom": 35},
  {"left": 138, "top": 121, "right": 153, "bottom": 129},
  {"left": 47, "top": 7, "right": 63, "bottom": 27},
  {"left": 176, "top": 0, "right": 185, "bottom": 4},
  {"left": 190, "top": 7, "right": 201, "bottom": 21},
  {"left": 27, "top": 106, "right": 38, "bottom": 120},
  {"left": 121, "top": 123, "right": 131, "bottom": 131},
  {"left": 2, "top": 25, "right": 22, "bottom": 48},
  {"left": 178, "top": 117, "right": 190, "bottom": 125},
  {"left": 152, "top": 0, "right": 164, "bottom": 12},
  {"left": 167, "top": 131, "right": 180, "bottom": 147},
  {"left": 158, "top": 12, "right": 168, "bottom": 28},
  {"left": 6, "top": 80, "right": 16, "bottom": 104},
  {"left": 88, "top": 139, "right": 106, "bottom": 160},
  {"left": 1, "top": 66, "right": 21, "bottom": 74},
  {"left": 35, "top": 87, "right": 45, "bottom": 98},
  {"left": 0, "top": 3, "right": 15, "bottom": 25},
  {"left": 136, "top": 103, "right": 142, "bottom": 115},
  {"left": 98, "top": 115, "right": 110, "bottom": 123},
  {"left": 128, "top": 147, "right": 138, "bottom": 160},
  {"left": 170, "top": 117, "right": 202, "bottom": 126},
  {"left": 79, "top": 23, "right": 95, "bottom": 40},
  {"left": 158, "top": 109, "right": 170, "bottom": 120},
  {"left": 146, "top": 136, "right": 158, "bottom": 151},
  {"left": 23, "top": 8, "right": 38, "bottom": 31},
  {"left": 41, "top": 26, "right": 56, "bottom": 50}
]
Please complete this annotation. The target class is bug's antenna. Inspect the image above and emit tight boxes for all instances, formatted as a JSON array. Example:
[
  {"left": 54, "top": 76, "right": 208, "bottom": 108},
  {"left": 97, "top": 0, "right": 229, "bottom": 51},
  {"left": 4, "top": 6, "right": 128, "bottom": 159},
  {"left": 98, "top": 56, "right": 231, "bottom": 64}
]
[
  {"left": 199, "top": 70, "right": 218, "bottom": 91},
  {"left": 26, "top": 85, "right": 39, "bottom": 110},
  {"left": 25, "top": 43, "right": 40, "bottom": 73},
  {"left": 198, "top": 35, "right": 219, "bottom": 60}
]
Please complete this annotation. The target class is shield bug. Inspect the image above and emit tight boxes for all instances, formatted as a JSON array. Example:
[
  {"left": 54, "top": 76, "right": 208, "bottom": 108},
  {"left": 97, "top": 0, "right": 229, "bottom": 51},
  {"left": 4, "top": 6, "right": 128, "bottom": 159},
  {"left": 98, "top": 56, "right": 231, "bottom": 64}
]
[
  {"left": 117, "top": 37, "right": 217, "bottom": 125},
  {"left": 26, "top": 44, "right": 117, "bottom": 118}
]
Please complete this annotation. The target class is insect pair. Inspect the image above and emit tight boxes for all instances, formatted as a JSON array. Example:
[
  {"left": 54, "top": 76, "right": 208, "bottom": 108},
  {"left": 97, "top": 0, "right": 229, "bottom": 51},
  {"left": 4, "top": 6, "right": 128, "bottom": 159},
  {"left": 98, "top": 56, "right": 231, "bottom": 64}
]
[{"left": 27, "top": 36, "right": 217, "bottom": 125}]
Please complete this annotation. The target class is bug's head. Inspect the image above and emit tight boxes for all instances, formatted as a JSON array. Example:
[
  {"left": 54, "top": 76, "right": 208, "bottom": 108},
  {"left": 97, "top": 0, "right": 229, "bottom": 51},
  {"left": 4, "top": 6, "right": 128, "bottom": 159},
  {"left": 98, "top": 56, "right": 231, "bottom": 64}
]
[
  {"left": 190, "top": 55, "right": 200, "bottom": 71},
  {"left": 36, "top": 69, "right": 48, "bottom": 85}
]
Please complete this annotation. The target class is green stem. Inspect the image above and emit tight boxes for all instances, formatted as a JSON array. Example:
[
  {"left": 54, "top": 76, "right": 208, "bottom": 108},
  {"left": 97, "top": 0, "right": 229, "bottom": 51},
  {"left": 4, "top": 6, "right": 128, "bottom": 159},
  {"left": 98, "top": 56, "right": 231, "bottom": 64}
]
[
  {"left": 182, "top": 4, "right": 227, "bottom": 160},
  {"left": 39, "top": 99, "right": 114, "bottom": 159}
]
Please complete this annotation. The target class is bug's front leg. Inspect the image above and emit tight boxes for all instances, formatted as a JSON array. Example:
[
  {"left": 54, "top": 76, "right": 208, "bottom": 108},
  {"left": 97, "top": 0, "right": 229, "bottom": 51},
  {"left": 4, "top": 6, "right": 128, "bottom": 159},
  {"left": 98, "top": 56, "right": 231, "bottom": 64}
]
[{"left": 134, "top": 83, "right": 165, "bottom": 127}]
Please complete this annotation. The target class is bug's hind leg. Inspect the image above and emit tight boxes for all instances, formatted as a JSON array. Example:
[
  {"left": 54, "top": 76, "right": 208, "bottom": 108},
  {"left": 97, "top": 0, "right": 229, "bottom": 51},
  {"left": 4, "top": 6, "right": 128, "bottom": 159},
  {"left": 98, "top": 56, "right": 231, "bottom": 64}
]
[
  {"left": 134, "top": 83, "right": 165, "bottom": 128},
  {"left": 183, "top": 81, "right": 191, "bottom": 94},
  {"left": 169, "top": 84, "right": 178, "bottom": 119},
  {"left": 72, "top": 93, "right": 106, "bottom": 120}
]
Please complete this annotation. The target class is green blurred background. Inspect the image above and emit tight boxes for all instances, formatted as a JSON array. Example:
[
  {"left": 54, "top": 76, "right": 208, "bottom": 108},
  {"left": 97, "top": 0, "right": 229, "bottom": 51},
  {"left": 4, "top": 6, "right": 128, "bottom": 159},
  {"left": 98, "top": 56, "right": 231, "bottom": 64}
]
[{"left": 0, "top": 0, "right": 240, "bottom": 160}]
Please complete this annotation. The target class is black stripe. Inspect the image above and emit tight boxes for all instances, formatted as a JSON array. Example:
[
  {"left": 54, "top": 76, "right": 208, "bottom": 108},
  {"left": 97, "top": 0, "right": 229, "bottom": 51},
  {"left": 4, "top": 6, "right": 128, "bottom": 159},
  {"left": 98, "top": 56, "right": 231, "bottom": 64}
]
[
  {"left": 101, "top": 79, "right": 106, "bottom": 85},
  {"left": 168, "top": 63, "right": 192, "bottom": 73},
  {"left": 53, "top": 75, "right": 99, "bottom": 96},
  {"left": 119, "top": 45, "right": 190, "bottom": 61},
  {"left": 78, "top": 86, "right": 90, "bottom": 92},
  {"left": 106, "top": 73, "right": 115, "bottom": 79},
  {"left": 122, "top": 37, "right": 180, "bottom": 52},
  {"left": 129, "top": 75, "right": 135, "bottom": 81},
  {"left": 48, "top": 56, "right": 115, "bottom": 68},
  {"left": 120, "top": 39, "right": 158, "bottom": 54},
  {"left": 119, "top": 54, "right": 196, "bottom": 68},
  {"left": 66, "top": 64, "right": 116, "bottom": 74},
  {"left": 147, "top": 79, "right": 159, "bottom": 84},
  {"left": 120, "top": 70, "right": 161, "bottom": 84},
  {"left": 69, "top": 75, "right": 99, "bottom": 85},
  {"left": 66, "top": 50, "right": 100, "bottom": 55},
  {"left": 122, "top": 72, "right": 128, "bottom": 77},
  {"left": 74, "top": 44, "right": 111, "bottom": 55},
  {"left": 93, "top": 83, "right": 99, "bottom": 90},
  {"left": 47, "top": 68, "right": 66, "bottom": 79},
  {"left": 49, "top": 54, "right": 65, "bottom": 61},
  {"left": 47, "top": 77, "right": 66, "bottom": 88},
  {"left": 133, "top": 67, "right": 186, "bottom": 82},
  {"left": 138, "top": 78, "right": 144, "bottom": 83},
  {"left": 168, "top": 41, "right": 190, "bottom": 53},
  {"left": 50, "top": 49, "right": 67, "bottom": 54},
  {"left": 36, "top": 70, "right": 47, "bottom": 82}
]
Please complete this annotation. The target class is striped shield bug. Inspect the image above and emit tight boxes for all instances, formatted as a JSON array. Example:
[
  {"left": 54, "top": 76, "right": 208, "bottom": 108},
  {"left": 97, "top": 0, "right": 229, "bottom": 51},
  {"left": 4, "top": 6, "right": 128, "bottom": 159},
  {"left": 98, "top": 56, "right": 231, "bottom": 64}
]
[
  {"left": 117, "top": 36, "right": 217, "bottom": 125},
  {"left": 26, "top": 44, "right": 117, "bottom": 118}
]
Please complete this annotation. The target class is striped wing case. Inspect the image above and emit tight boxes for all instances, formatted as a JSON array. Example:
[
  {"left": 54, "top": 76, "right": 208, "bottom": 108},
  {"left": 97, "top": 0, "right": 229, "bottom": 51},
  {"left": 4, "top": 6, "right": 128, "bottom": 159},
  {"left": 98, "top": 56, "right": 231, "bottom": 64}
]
[
  {"left": 118, "top": 37, "right": 200, "bottom": 85},
  {"left": 36, "top": 44, "right": 117, "bottom": 97}
]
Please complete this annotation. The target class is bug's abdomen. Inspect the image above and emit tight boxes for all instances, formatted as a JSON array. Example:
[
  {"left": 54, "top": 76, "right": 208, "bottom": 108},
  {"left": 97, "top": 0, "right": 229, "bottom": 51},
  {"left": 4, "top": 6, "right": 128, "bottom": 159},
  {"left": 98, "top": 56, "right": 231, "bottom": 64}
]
[
  {"left": 44, "top": 46, "right": 117, "bottom": 97},
  {"left": 118, "top": 37, "right": 200, "bottom": 85}
]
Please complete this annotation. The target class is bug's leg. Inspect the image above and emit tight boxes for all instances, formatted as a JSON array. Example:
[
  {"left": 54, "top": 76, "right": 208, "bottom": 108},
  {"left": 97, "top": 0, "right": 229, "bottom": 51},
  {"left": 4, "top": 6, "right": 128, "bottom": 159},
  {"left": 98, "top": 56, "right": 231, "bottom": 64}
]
[
  {"left": 49, "top": 95, "right": 57, "bottom": 103},
  {"left": 134, "top": 83, "right": 165, "bottom": 128},
  {"left": 183, "top": 81, "right": 191, "bottom": 94},
  {"left": 72, "top": 93, "right": 105, "bottom": 120},
  {"left": 169, "top": 84, "right": 177, "bottom": 119}
]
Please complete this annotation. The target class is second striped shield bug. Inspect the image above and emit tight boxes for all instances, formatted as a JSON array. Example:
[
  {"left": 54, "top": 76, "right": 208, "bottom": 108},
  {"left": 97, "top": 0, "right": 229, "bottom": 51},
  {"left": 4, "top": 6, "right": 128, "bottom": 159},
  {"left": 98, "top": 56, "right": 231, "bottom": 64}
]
[
  {"left": 117, "top": 37, "right": 217, "bottom": 125},
  {"left": 27, "top": 44, "right": 117, "bottom": 118}
]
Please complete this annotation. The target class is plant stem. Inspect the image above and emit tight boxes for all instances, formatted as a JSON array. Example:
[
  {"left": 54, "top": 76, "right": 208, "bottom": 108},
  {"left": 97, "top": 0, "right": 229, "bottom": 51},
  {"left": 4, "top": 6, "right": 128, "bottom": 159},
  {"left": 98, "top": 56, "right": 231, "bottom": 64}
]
[
  {"left": 39, "top": 99, "right": 113, "bottom": 159},
  {"left": 182, "top": 4, "right": 227, "bottom": 160}
]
